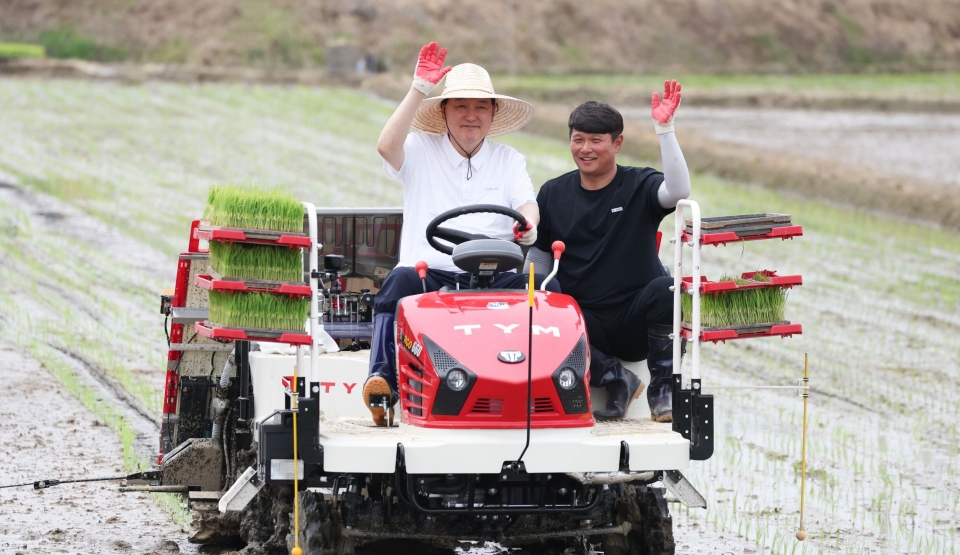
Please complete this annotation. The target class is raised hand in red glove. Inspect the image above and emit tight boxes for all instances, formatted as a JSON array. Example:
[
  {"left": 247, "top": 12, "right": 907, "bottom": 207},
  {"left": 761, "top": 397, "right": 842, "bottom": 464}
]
[
  {"left": 412, "top": 42, "right": 452, "bottom": 96},
  {"left": 651, "top": 79, "right": 682, "bottom": 135}
]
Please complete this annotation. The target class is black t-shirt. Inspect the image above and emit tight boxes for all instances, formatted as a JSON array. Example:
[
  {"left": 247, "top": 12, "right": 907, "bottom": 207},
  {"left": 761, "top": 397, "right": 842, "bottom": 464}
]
[{"left": 534, "top": 165, "right": 672, "bottom": 309}]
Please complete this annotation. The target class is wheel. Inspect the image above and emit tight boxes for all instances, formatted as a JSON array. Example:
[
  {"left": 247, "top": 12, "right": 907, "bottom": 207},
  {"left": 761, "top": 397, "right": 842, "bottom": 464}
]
[
  {"left": 239, "top": 485, "right": 292, "bottom": 551},
  {"left": 636, "top": 487, "right": 675, "bottom": 555},
  {"left": 601, "top": 486, "right": 675, "bottom": 555},
  {"left": 425, "top": 203, "right": 527, "bottom": 255},
  {"left": 287, "top": 490, "right": 355, "bottom": 555}
]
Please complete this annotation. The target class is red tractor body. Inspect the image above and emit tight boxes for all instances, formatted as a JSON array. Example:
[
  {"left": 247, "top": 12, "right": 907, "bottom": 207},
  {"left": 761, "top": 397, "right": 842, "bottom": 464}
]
[{"left": 396, "top": 290, "right": 594, "bottom": 429}]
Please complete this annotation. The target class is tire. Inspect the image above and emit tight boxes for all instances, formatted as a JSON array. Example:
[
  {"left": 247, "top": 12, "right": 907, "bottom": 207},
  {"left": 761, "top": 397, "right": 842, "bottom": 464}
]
[
  {"left": 601, "top": 531, "right": 636, "bottom": 555},
  {"left": 637, "top": 487, "right": 675, "bottom": 555},
  {"left": 288, "top": 490, "right": 355, "bottom": 555},
  {"left": 601, "top": 486, "right": 675, "bottom": 555}
]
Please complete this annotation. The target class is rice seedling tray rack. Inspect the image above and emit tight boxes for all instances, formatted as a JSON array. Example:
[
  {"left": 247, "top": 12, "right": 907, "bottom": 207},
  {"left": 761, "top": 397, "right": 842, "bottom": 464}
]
[
  {"left": 680, "top": 321, "right": 803, "bottom": 343},
  {"left": 194, "top": 321, "right": 312, "bottom": 345},
  {"left": 680, "top": 271, "right": 803, "bottom": 294},
  {"left": 670, "top": 202, "right": 806, "bottom": 460},
  {"left": 194, "top": 273, "right": 311, "bottom": 297},
  {"left": 682, "top": 213, "right": 803, "bottom": 246},
  {"left": 196, "top": 223, "right": 311, "bottom": 248}
]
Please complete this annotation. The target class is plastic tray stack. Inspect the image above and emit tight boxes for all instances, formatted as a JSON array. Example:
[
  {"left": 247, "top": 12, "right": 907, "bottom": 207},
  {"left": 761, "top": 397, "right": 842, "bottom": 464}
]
[
  {"left": 194, "top": 222, "right": 313, "bottom": 345},
  {"left": 683, "top": 213, "right": 803, "bottom": 247},
  {"left": 681, "top": 214, "right": 803, "bottom": 343}
]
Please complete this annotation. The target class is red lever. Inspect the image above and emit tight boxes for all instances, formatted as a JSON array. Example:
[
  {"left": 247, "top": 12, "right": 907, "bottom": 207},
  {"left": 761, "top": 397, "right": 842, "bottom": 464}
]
[
  {"left": 415, "top": 261, "right": 428, "bottom": 279},
  {"left": 551, "top": 241, "right": 565, "bottom": 260},
  {"left": 415, "top": 261, "right": 429, "bottom": 293}
]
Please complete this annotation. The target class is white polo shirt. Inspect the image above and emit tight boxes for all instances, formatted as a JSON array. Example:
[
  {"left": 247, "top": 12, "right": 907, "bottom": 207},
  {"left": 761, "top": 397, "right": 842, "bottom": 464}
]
[{"left": 385, "top": 132, "right": 537, "bottom": 272}]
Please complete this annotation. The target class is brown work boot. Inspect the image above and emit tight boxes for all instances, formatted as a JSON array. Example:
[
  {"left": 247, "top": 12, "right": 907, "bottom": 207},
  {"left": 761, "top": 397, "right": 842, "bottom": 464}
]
[{"left": 362, "top": 376, "right": 395, "bottom": 427}]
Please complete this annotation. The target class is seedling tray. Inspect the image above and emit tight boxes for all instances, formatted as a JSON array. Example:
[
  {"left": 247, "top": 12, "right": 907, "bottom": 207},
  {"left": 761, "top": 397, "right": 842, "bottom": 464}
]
[
  {"left": 682, "top": 225, "right": 803, "bottom": 246},
  {"left": 195, "top": 321, "right": 312, "bottom": 345},
  {"left": 683, "top": 214, "right": 801, "bottom": 246},
  {"left": 197, "top": 223, "right": 310, "bottom": 248},
  {"left": 680, "top": 321, "right": 802, "bottom": 343},
  {"left": 681, "top": 271, "right": 802, "bottom": 294},
  {"left": 195, "top": 274, "right": 311, "bottom": 297},
  {"left": 686, "top": 213, "right": 791, "bottom": 231}
]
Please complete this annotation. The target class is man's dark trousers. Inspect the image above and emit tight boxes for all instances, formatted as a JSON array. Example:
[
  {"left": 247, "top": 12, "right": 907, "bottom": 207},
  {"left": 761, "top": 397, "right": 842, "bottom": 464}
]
[{"left": 583, "top": 276, "right": 675, "bottom": 387}]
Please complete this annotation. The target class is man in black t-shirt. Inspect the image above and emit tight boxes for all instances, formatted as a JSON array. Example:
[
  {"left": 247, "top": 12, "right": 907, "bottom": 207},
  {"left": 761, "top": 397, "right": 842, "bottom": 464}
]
[{"left": 529, "top": 83, "right": 691, "bottom": 422}]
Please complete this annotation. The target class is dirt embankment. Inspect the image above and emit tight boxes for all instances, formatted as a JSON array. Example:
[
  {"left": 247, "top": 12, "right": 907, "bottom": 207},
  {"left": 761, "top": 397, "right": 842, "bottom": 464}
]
[
  {"left": 2, "top": 0, "right": 960, "bottom": 73},
  {"left": 527, "top": 103, "right": 960, "bottom": 231}
]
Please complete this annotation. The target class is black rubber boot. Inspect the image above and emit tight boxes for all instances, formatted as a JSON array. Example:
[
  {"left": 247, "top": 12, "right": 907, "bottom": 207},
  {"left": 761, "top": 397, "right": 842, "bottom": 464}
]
[
  {"left": 647, "top": 324, "right": 685, "bottom": 423},
  {"left": 591, "top": 346, "right": 645, "bottom": 421},
  {"left": 363, "top": 312, "right": 398, "bottom": 426}
]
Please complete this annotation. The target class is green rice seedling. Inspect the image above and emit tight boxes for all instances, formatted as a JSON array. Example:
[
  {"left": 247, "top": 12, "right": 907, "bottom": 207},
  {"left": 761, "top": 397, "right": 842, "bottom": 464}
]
[
  {"left": 681, "top": 273, "right": 789, "bottom": 327},
  {"left": 203, "top": 185, "right": 304, "bottom": 233},
  {"left": 208, "top": 241, "right": 303, "bottom": 282},
  {"left": 208, "top": 290, "right": 309, "bottom": 331}
]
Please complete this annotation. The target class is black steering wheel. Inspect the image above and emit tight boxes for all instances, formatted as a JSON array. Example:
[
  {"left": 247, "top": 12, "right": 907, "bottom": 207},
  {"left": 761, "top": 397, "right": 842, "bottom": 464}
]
[{"left": 425, "top": 204, "right": 528, "bottom": 255}]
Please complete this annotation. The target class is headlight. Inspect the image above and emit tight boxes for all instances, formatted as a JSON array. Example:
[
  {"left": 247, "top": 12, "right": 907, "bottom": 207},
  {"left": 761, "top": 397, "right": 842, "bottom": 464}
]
[
  {"left": 557, "top": 367, "right": 577, "bottom": 390},
  {"left": 447, "top": 369, "right": 469, "bottom": 391}
]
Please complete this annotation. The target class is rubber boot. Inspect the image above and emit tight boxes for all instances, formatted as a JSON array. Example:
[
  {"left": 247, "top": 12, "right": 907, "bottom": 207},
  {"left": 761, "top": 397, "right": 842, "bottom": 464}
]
[
  {"left": 647, "top": 324, "right": 685, "bottom": 423},
  {"left": 363, "top": 312, "right": 398, "bottom": 426},
  {"left": 591, "top": 346, "right": 645, "bottom": 421}
]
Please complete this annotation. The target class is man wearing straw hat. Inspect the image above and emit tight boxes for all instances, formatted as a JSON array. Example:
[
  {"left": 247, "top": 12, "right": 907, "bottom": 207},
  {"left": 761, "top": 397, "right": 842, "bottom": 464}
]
[
  {"left": 527, "top": 87, "right": 691, "bottom": 423},
  {"left": 363, "top": 41, "right": 556, "bottom": 426}
]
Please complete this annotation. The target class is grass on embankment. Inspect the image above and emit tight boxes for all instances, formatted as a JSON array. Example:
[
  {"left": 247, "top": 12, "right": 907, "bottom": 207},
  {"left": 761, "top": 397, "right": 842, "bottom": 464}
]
[
  {"left": 497, "top": 73, "right": 960, "bottom": 95},
  {"left": 0, "top": 43, "right": 45, "bottom": 59},
  {"left": 495, "top": 72, "right": 960, "bottom": 112}
]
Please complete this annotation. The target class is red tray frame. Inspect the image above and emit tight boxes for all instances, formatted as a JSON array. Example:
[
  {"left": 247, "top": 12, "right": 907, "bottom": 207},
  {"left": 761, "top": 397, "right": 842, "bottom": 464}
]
[
  {"left": 194, "top": 274, "right": 311, "bottom": 297},
  {"left": 683, "top": 225, "right": 803, "bottom": 246},
  {"left": 194, "top": 321, "right": 312, "bottom": 345},
  {"left": 681, "top": 270, "right": 802, "bottom": 294},
  {"left": 196, "top": 227, "right": 311, "bottom": 248},
  {"left": 681, "top": 323, "right": 802, "bottom": 343}
]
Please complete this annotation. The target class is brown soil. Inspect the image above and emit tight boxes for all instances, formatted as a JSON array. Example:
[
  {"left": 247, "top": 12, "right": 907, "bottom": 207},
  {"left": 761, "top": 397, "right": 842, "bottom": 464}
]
[{"left": 2, "top": 0, "right": 960, "bottom": 73}]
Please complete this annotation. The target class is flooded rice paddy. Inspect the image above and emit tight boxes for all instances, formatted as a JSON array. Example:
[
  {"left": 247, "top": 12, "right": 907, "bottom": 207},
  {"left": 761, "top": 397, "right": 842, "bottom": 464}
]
[{"left": 0, "top": 78, "right": 957, "bottom": 554}]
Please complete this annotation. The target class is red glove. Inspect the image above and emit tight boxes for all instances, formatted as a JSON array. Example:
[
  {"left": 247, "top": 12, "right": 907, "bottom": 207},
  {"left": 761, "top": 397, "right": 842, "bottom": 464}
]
[
  {"left": 652, "top": 79, "right": 682, "bottom": 135},
  {"left": 412, "top": 42, "right": 452, "bottom": 95},
  {"left": 513, "top": 221, "right": 538, "bottom": 246}
]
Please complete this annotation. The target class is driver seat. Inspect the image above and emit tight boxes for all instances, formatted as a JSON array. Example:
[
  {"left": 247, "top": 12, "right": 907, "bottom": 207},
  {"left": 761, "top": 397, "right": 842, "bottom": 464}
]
[{"left": 451, "top": 239, "right": 524, "bottom": 289}]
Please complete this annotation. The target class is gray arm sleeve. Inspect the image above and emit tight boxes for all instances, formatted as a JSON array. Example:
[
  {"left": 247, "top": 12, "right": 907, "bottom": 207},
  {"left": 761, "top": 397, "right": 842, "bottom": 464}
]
[
  {"left": 523, "top": 246, "right": 553, "bottom": 275},
  {"left": 656, "top": 131, "right": 691, "bottom": 209}
]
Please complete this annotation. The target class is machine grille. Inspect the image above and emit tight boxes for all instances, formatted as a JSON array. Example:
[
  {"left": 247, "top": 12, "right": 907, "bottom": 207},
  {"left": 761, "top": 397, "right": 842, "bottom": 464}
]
[
  {"left": 428, "top": 346, "right": 458, "bottom": 373},
  {"left": 471, "top": 398, "right": 504, "bottom": 414},
  {"left": 553, "top": 334, "right": 589, "bottom": 415},
  {"left": 422, "top": 335, "right": 476, "bottom": 416},
  {"left": 406, "top": 365, "right": 424, "bottom": 417},
  {"left": 532, "top": 397, "right": 556, "bottom": 413}
]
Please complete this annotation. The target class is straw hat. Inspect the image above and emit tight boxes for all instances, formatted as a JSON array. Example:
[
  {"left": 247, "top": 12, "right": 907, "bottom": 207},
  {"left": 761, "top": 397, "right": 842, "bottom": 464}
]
[{"left": 411, "top": 63, "right": 534, "bottom": 137}]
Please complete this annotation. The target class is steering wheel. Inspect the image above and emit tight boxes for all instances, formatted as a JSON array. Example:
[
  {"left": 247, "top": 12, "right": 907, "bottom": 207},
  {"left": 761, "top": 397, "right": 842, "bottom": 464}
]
[{"left": 425, "top": 204, "right": 528, "bottom": 255}]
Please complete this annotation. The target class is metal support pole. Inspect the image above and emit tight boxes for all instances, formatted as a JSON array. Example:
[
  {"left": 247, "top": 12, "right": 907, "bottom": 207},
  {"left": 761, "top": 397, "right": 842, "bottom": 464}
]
[
  {"left": 797, "top": 353, "right": 810, "bottom": 541},
  {"left": 673, "top": 199, "right": 701, "bottom": 382},
  {"left": 302, "top": 202, "right": 321, "bottom": 388}
]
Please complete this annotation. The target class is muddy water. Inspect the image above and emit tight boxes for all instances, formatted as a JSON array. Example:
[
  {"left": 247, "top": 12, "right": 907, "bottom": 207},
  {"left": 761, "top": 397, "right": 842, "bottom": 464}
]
[
  {"left": 0, "top": 345, "right": 192, "bottom": 555},
  {"left": 1, "top": 78, "right": 957, "bottom": 554},
  {"left": 624, "top": 106, "right": 960, "bottom": 187}
]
